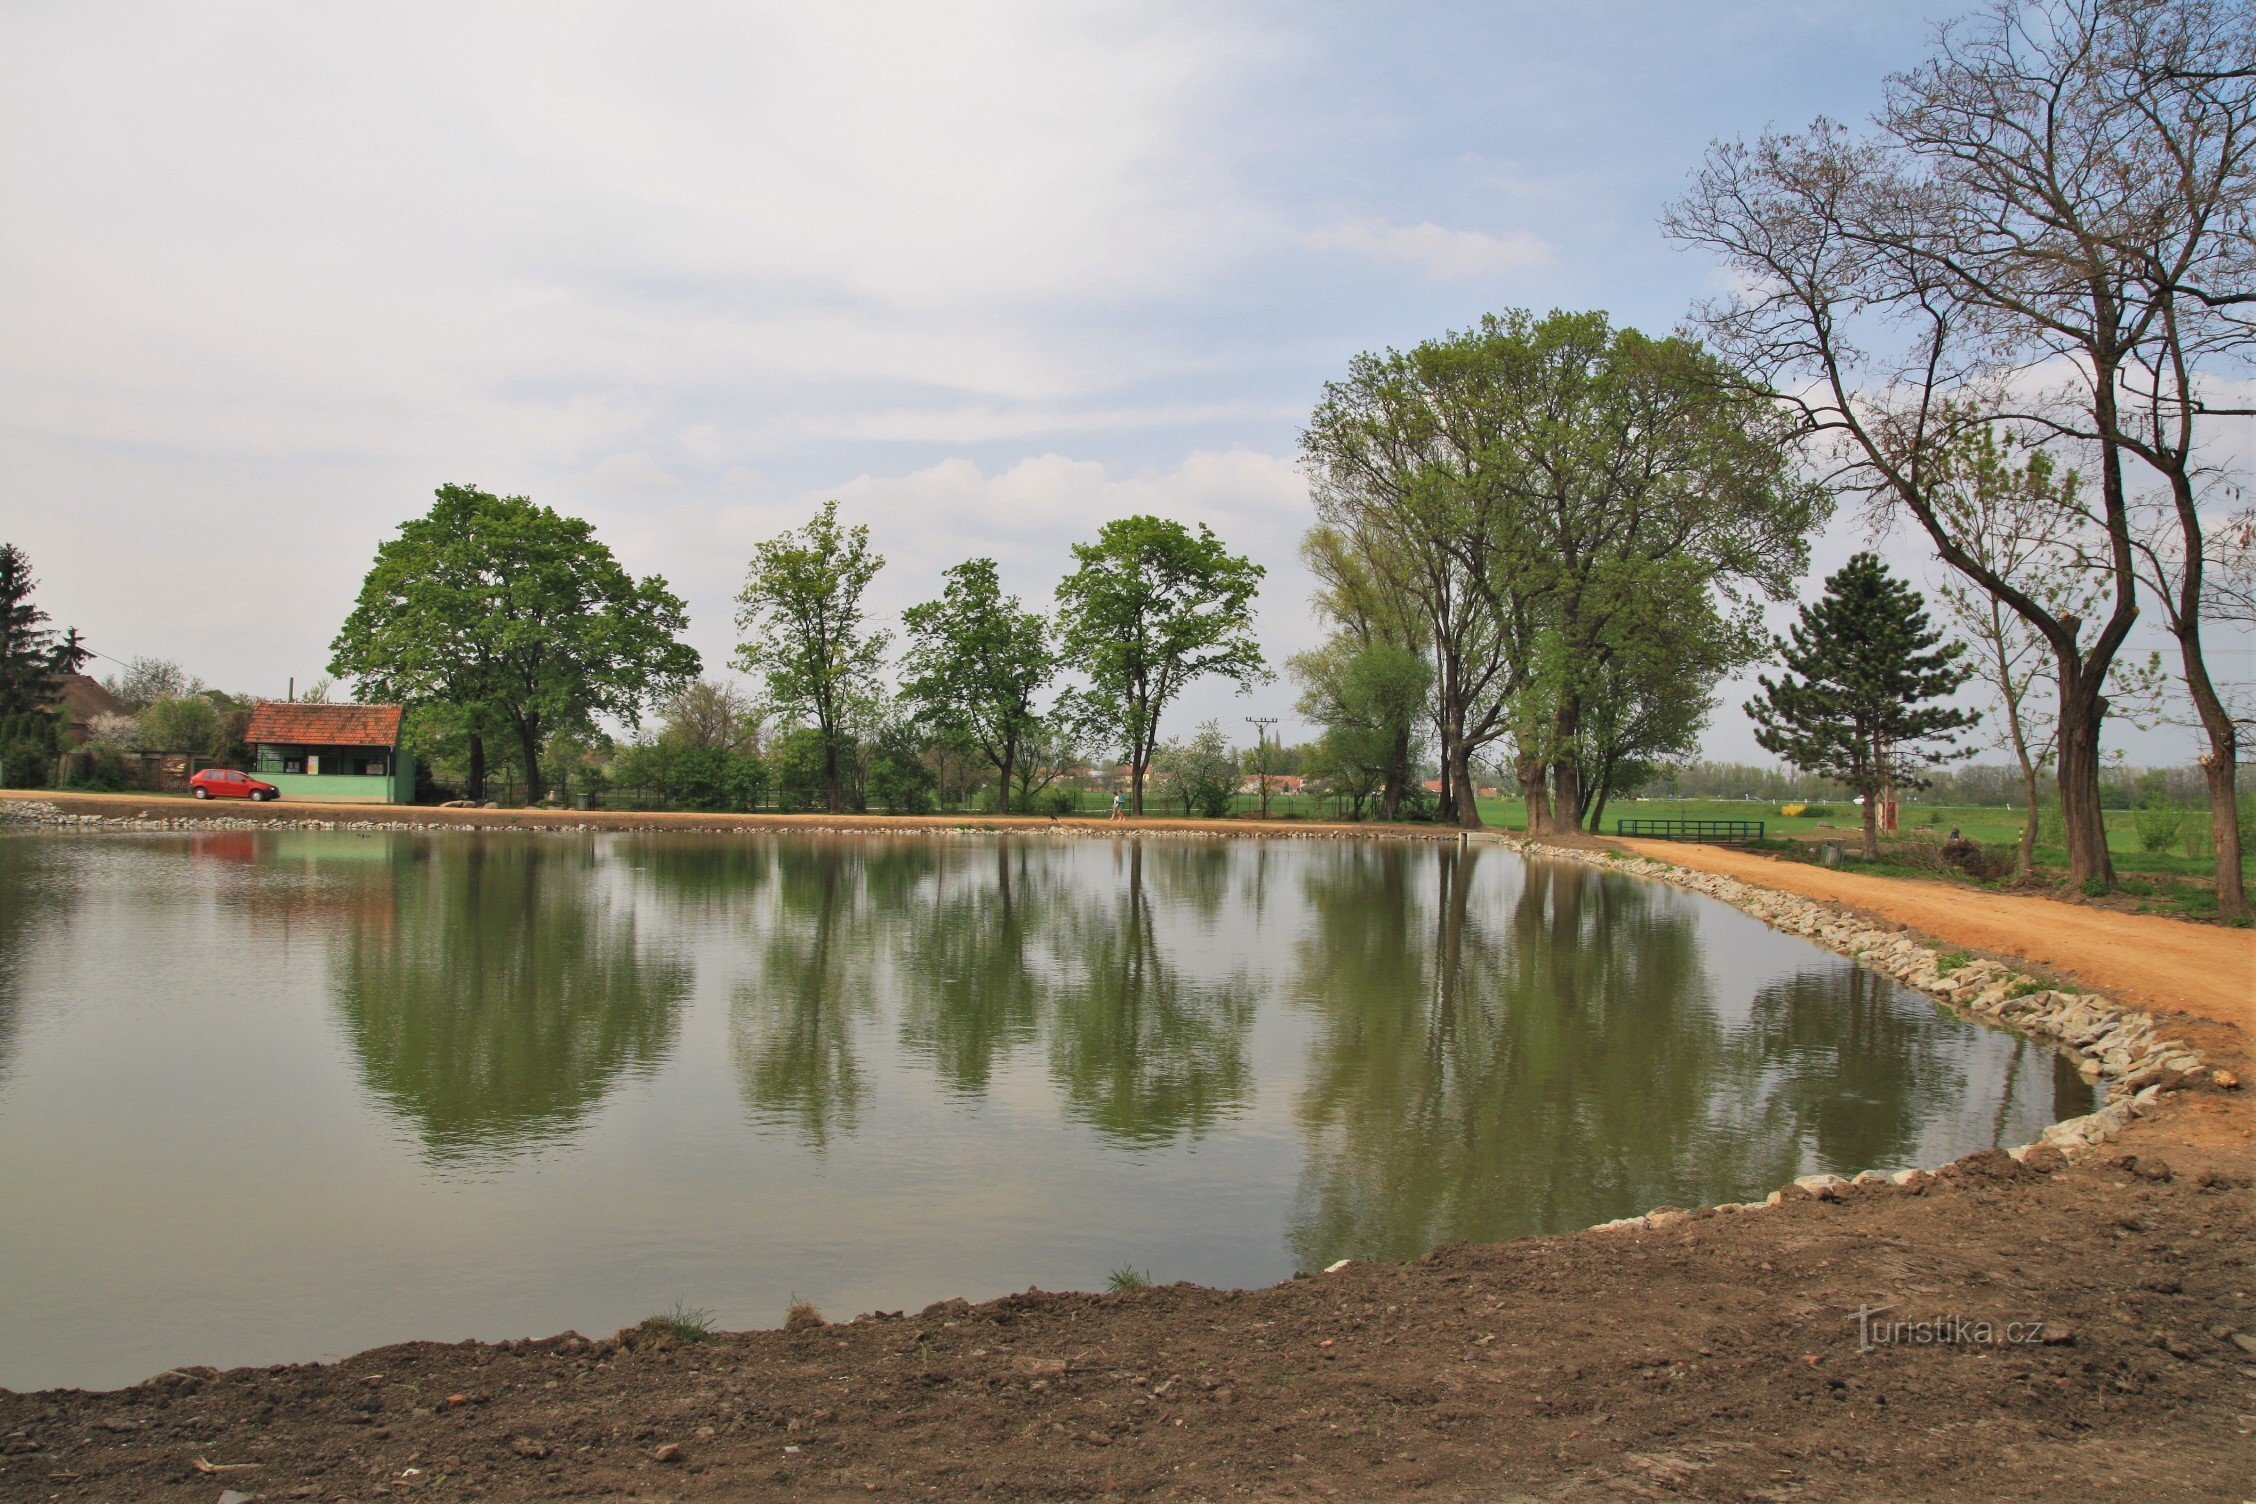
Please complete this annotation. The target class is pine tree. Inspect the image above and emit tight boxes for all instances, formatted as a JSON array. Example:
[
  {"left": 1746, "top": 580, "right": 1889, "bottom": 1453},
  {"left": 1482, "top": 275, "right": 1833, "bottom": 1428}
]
[
  {"left": 1748, "top": 552, "right": 1978, "bottom": 858},
  {"left": 0, "top": 544, "right": 70, "bottom": 718}
]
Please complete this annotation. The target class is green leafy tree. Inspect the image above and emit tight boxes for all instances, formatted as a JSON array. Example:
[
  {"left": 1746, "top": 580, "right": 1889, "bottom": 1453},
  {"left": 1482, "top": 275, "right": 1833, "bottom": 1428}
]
[
  {"left": 733, "top": 501, "right": 888, "bottom": 813},
  {"left": 900, "top": 558, "right": 1056, "bottom": 812},
  {"left": 1748, "top": 553, "right": 1978, "bottom": 858},
  {"left": 1054, "top": 515, "right": 1266, "bottom": 814},
  {"left": 1154, "top": 720, "right": 1241, "bottom": 818},
  {"left": 0, "top": 544, "right": 80, "bottom": 719},
  {"left": 330, "top": 484, "right": 700, "bottom": 804},
  {"left": 0, "top": 712, "right": 60, "bottom": 788},
  {"left": 1290, "top": 637, "right": 1431, "bottom": 821}
]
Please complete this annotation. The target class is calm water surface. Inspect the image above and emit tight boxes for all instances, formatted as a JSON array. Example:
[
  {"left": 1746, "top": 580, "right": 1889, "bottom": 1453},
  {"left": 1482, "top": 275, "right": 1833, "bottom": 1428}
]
[{"left": 0, "top": 830, "right": 2090, "bottom": 1390}]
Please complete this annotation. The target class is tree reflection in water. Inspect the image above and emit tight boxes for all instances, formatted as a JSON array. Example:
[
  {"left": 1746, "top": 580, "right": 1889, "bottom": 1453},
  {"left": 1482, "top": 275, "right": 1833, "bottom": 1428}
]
[
  {"left": 1288, "top": 846, "right": 1747, "bottom": 1266},
  {"left": 1042, "top": 840, "right": 1257, "bottom": 1145},
  {"left": 0, "top": 837, "right": 61, "bottom": 1091},
  {"left": 333, "top": 839, "right": 689, "bottom": 1166},
  {"left": 892, "top": 841, "right": 1055, "bottom": 1097}
]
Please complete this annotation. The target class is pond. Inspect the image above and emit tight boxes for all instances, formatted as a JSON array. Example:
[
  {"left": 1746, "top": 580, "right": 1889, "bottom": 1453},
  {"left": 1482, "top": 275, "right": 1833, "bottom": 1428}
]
[{"left": 0, "top": 829, "right": 2090, "bottom": 1391}]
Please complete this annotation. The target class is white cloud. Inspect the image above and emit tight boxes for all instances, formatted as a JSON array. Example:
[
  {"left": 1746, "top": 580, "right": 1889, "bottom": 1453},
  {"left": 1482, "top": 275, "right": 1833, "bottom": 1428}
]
[{"left": 1307, "top": 218, "right": 1552, "bottom": 279}]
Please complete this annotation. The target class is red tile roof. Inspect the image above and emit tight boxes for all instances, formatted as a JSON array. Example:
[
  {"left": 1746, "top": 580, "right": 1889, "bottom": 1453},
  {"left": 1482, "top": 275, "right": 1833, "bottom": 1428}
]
[{"left": 245, "top": 701, "right": 405, "bottom": 748}]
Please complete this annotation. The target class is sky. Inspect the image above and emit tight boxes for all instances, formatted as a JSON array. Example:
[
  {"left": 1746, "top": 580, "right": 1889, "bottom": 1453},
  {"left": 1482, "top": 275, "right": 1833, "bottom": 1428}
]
[{"left": 0, "top": 0, "right": 2242, "bottom": 764}]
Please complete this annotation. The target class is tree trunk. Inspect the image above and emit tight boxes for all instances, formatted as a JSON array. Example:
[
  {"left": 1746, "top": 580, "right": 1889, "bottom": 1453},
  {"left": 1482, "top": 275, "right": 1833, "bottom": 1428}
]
[
  {"left": 1446, "top": 741, "right": 1483, "bottom": 828},
  {"left": 467, "top": 733, "right": 487, "bottom": 803},
  {"left": 1515, "top": 753, "right": 1549, "bottom": 834},
  {"left": 997, "top": 735, "right": 1017, "bottom": 815},
  {"left": 1860, "top": 785, "right": 1880, "bottom": 860},
  {"left": 822, "top": 731, "right": 844, "bottom": 814},
  {"left": 2199, "top": 750, "right": 2246, "bottom": 923},
  {"left": 2017, "top": 767, "right": 2040, "bottom": 881},
  {"left": 1379, "top": 726, "right": 1410, "bottom": 821},
  {"left": 2053, "top": 681, "right": 2115, "bottom": 890},
  {"left": 516, "top": 718, "right": 545, "bottom": 805},
  {"left": 1546, "top": 756, "right": 1583, "bottom": 838},
  {"left": 2167, "top": 587, "right": 2249, "bottom": 923}
]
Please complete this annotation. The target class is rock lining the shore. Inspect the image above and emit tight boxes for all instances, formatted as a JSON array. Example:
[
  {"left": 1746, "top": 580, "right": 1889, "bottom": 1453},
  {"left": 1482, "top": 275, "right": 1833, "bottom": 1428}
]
[{"left": 1504, "top": 837, "right": 2226, "bottom": 1237}]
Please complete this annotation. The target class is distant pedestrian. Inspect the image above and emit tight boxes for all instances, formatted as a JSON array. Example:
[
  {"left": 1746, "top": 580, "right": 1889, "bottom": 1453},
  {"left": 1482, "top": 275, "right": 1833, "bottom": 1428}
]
[{"left": 1110, "top": 791, "right": 1127, "bottom": 822}]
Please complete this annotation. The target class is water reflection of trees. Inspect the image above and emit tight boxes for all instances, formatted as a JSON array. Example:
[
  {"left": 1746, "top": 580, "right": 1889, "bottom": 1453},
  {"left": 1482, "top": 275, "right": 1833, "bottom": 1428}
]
[
  {"left": 333, "top": 840, "right": 689, "bottom": 1165},
  {"left": 1731, "top": 966, "right": 2086, "bottom": 1174},
  {"left": 714, "top": 836, "right": 1257, "bottom": 1148},
  {"left": 0, "top": 838, "right": 61, "bottom": 1090},
  {"left": 892, "top": 842, "right": 1055, "bottom": 1096},
  {"left": 727, "top": 840, "right": 915, "bottom": 1147},
  {"left": 1285, "top": 847, "right": 2080, "bottom": 1270},
  {"left": 1043, "top": 841, "right": 1256, "bottom": 1144},
  {"left": 1289, "top": 848, "right": 1756, "bottom": 1267}
]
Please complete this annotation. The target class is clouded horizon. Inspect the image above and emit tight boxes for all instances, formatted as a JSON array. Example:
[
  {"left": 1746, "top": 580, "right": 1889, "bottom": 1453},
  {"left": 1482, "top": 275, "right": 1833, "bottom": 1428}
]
[{"left": 1, "top": 1, "right": 2235, "bottom": 765}]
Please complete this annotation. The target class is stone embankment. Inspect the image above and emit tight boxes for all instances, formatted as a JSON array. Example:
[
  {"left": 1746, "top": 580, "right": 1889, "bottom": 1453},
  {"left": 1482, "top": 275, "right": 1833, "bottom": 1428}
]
[
  {"left": 1504, "top": 836, "right": 2236, "bottom": 1234},
  {"left": 0, "top": 794, "right": 1471, "bottom": 843}
]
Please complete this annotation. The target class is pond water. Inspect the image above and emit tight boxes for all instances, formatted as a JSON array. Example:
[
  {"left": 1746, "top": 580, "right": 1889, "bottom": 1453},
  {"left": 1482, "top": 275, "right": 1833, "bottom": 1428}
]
[{"left": 0, "top": 830, "right": 2090, "bottom": 1391}]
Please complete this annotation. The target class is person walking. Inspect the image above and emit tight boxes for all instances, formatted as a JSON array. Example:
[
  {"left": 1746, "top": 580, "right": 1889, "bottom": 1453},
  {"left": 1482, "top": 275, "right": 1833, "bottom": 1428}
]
[{"left": 1110, "top": 790, "right": 1127, "bottom": 822}]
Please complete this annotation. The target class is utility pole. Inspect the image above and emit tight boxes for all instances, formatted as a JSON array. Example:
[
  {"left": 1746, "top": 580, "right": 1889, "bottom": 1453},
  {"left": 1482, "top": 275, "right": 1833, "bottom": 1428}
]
[{"left": 1245, "top": 716, "right": 1278, "bottom": 820}]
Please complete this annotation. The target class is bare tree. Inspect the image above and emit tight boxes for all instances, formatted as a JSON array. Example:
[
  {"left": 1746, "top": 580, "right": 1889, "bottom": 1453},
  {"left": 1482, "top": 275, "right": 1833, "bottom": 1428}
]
[
  {"left": 1929, "top": 428, "right": 2101, "bottom": 876},
  {"left": 1667, "top": 0, "right": 2254, "bottom": 904}
]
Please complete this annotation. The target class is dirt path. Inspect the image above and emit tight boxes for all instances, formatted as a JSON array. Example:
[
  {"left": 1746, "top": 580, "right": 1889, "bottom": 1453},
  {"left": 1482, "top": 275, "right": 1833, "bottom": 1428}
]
[{"left": 1612, "top": 837, "right": 2256, "bottom": 1037}]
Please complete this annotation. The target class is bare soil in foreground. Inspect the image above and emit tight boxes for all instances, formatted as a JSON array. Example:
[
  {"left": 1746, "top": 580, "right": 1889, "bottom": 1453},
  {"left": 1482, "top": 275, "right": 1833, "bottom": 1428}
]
[{"left": 5, "top": 803, "right": 2256, "bottom": 1502}]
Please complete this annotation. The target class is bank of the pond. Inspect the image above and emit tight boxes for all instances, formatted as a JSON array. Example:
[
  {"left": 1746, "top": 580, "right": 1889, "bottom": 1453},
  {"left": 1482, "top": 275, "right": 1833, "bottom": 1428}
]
[
  {"left": 0, "top": 789, "right": 1461, "bottom": 842},
  {"left": 5, "top": 795, "right": 2252, "bottom": 1500}
]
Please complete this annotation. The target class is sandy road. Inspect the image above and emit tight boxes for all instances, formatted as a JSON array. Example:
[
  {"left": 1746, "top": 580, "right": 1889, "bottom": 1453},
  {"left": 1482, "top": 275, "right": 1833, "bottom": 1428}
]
[{"left": 1611, "top": 836, "right": 2255, "bottom": 1037}]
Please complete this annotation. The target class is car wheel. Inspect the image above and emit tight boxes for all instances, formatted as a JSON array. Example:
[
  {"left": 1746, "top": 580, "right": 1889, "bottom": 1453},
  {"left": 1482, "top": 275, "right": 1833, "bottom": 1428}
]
[
  {"left": 251, "top": 790, "right": 271, "bottom": 802},
  {"left": 192, "top": 787, "right": 209, "bottom": 799}
]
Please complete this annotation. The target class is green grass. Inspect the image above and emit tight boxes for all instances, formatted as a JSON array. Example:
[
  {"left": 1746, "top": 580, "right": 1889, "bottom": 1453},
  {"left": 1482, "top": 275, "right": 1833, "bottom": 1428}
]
[
  {"left": 1105, "top": 1264, "right": 1152, "bottom": 1292},
  {"left": 636, "top": 1301, "right": 716, "bottom": 1343},
  {"left": 1481, "top": 795, "right": 2247, "bottom": 875}
]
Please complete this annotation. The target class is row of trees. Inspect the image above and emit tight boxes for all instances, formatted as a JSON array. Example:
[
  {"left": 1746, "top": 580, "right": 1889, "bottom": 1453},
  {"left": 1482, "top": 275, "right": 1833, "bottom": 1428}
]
[{"left": 330, "top": 490, "right": 1269, "bottom": 813}]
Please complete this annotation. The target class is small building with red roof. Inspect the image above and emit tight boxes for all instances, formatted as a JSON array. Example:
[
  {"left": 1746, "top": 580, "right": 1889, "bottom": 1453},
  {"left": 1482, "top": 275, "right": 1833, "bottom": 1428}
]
[{"left": 244, "top": 701, "right": 413, "bottom": 803}]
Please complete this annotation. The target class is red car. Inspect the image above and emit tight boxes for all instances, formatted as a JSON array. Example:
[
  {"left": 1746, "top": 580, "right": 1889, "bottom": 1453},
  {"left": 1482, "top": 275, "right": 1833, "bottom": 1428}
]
[{"left": 190, "top": 768, "right": 281, "bottom": 802}]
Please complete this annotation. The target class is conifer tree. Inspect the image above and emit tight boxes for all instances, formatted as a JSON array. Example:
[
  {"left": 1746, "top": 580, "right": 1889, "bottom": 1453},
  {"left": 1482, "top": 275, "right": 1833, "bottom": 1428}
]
[
  {"left": 1748, "top": 552, "right": 1977, "bottom": 858},
  {"left": 0, "top": 544, "right": 73, "bottom": 718}
]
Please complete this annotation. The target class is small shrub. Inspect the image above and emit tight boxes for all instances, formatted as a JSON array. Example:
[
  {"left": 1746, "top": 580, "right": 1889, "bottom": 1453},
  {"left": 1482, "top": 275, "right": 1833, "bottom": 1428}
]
[
  {"left": 1037, "top": 787, "right": 1080, "bottom": 817},
  {"left": 1799, "top": 803, "right": 1834, "bottom": 818},
  {"left": 1778, "top": 802, "right": 1807, "bottom": 818},
  {"left": 2134, "top": 800, "right": 2186, "bottom": 853},
  {"left": 635, "top": 1301, "right": 716, "bottom": 1344},
  {"left": 783, "top": 1299, "right": 825, "bottom": 1332},
  {"left": 2081, "top": 876, "right": 2109, "bottom": 898},
  {"left": 1933, "top": 950, "right": 1973, "bottom": 977},
  {"left": 2176, "top": 816, "right": 2215, "bottom": 863},
  {"left": 1105, "top": 1265, "right": 1151, "bottom": 1292},
  {"left": 1923, "top": 809, "right": 1943, "bottom": 827}
]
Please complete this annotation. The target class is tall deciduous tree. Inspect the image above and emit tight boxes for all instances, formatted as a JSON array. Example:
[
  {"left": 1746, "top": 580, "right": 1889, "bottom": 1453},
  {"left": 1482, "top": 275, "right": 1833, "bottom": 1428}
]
[
  {"left": 1748, "top": 553, "right": 1978, "bottom": 859},
  {"left": 1488, "top": 314, "right": 1820, "bottom": 834},
  {"left": 900, "top": 558, "right": 1056, "bottom": 812},
  {"left": 1301, "top": 328, "right": 1542, "bottom": 827},
  {"left": 1929, "top": 429, "right": 2102, "bottom": 878},
  {"left": 1054, "top": 516, "right": 1266, "bottom": 815},
  {"left": 331, "top": 484, "right": 700, "bottom": 805},
  {"left": 1667, "top": 0, "right": 2254, "bottom": 897},
  {"left": 733, "top": 501, "right": 888, "bottom": 813},
  {"left": 0, "top": 544, "right": 79, "bottom": 718}
]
